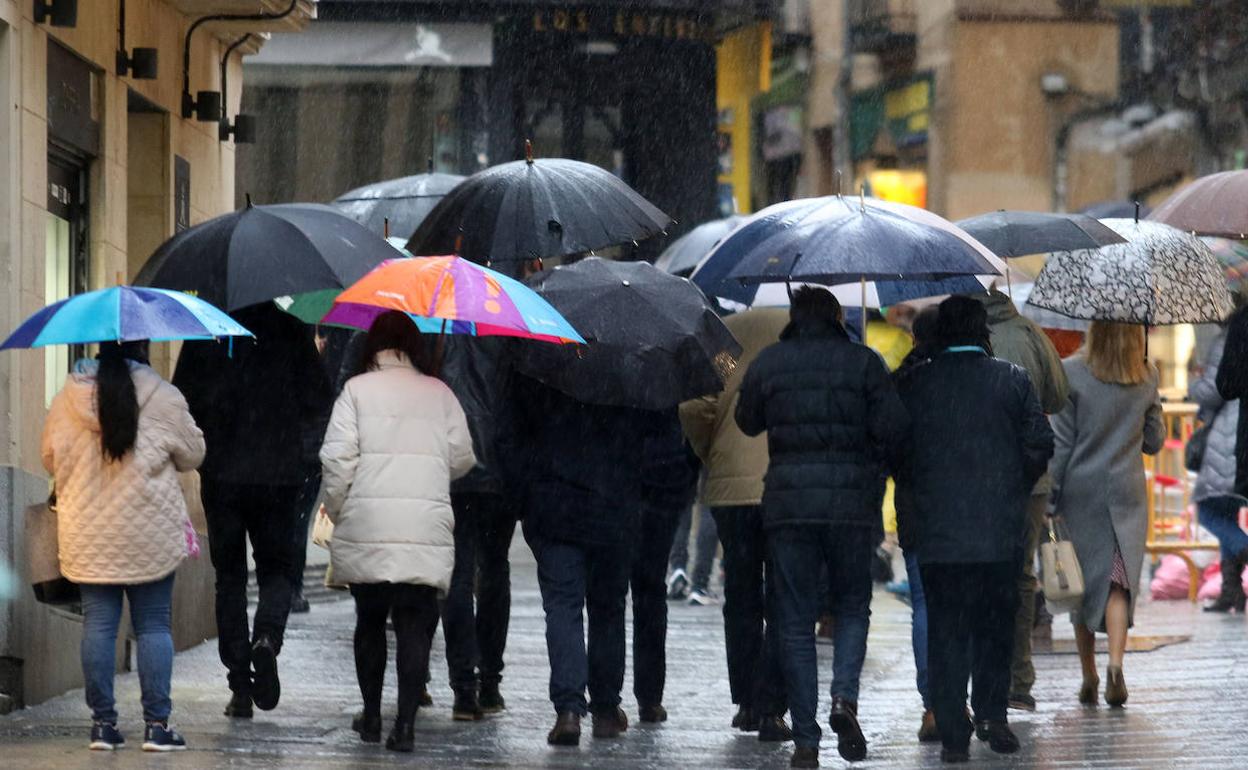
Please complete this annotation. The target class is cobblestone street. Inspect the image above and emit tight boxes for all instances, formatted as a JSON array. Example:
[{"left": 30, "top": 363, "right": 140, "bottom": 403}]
[{"left": 3, "top": 539, "right": 1247, "bottom": 768}]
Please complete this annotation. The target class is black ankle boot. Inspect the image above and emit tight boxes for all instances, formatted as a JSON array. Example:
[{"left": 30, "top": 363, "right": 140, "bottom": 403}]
[
  {"left": 385, "top": 718, "right": 415, "bottom": 752},
  {"left": 1206, "top": 556, "right": 1247, "bottom": 613},
  {"left": 352, "top": 710, "right": 382, "bottom": 743}
]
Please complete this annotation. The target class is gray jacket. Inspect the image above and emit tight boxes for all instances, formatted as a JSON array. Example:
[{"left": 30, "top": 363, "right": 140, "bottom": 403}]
[
  {"left": 1189, "top": 331, "right": 1241, "bottom": 503},
  {"left": 975, "top": 289, "right": 1070, "bottom": 495}
]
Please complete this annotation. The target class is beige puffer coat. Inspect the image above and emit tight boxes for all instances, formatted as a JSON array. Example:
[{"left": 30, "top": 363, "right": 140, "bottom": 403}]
[
  {"left": 41, "top": 361, "right": 205, "bottom": 585},
  {"left": 320, "top": 351, "right": 475, "bottom": 592}
]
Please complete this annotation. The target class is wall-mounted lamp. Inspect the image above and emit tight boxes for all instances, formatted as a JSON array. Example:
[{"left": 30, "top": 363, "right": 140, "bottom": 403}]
[
  {"left": 117, "top": 48, "right": 158, "bottom": 79},
  {"left": 117, "top": 0, "right": 158, "bottom": 79},
  {"left": 182, "top": 90, "right": 222, "bottom": 122},
  {"left": 219, "top": 114, "right": 256, "bottom": 144},
  {"left": 33, "top": 0, "right": 77, "bottom": 27}
]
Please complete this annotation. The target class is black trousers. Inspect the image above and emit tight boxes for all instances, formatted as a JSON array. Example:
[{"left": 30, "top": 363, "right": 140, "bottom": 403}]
[
  {"left": 441, "top": 492, "right": 519, "bottom": 693},
  {"left": 203, "top": 480, "right": 302, "bottom": 694},
  {"left": 920, "top": 561, "right": 1020, "bottom": 751},
  {"left": 289, "top": 471, "right": 322, "bottom": 593},
  {"left": 630, "top": 505, "right": 683, "bottom": 707},
  {"left": 712, "top": 505, "right": 787, "bottom": 715},
  {"left": 351, "top": 583, "right": 440, "bottom": 724}
]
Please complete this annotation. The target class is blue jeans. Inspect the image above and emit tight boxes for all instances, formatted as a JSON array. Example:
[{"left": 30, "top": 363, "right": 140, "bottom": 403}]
[
  {"left": 80, "top": 574, "right": 176, "bottom": 724},
  {"left": 524, "top": 525, "right": 630, "bottom": 716},
  {"left": 1198, "top": 496, "right": 1248, "bottom": 561},
  {"left": 904, "top": 550, "right": 930, "bottom": 710},
  {"left": 767, "top": 526, "right": 873, "bottom": 749}
]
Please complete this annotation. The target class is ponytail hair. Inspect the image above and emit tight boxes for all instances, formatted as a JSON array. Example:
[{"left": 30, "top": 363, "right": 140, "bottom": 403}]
[{"left": 97, "top": 340, "right": 148, "bottom": 462}]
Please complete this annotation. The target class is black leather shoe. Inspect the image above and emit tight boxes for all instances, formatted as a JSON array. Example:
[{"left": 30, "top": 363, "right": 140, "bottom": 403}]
[
  {"left": 352, "top": 710, "right": 381, "bottom": 743},
  {"left": 385, "top": 719, "right": 414, "bottom": 753},
  {"left": 638, "top": 704, "right": 668, "bottom": 723},
  {"left": 732, "top": 704, "right": 758, "bottom": 732},
  {"left": 592, "top": 706, "right": 629, "bottom": 738},
  {"left": 941, "top": 746, "right": 970, "bottom": 763},
  {"left": 479, "top": 683, "right": 506, "bottom": 714},
  {"left": 452, "top": 690, "right": 483, "bottom": 721},
  {"left": 547, "top": 711, "right": 581, "bottom": 746},
  {"left": 790, "top": 746, "right": 819, "bottom": 768},
  {"left": 289, "top": 593, "right": 310, "bottom": 614},
  {"left": 223, "top": 692, "right": 252, "bottom": 719},
  {"left": 250, "top": 636, "right": 281, "bottom": 711},
  {"left": 977, "top": 720, "right": 1020, "bottom": 754},
  {"left": 828, "top": 697, "right": 867, "bottom": 762},
  {"left": 419, "top": 687, "right": 433, "bottom": 707},
  {"left": 758, "top": 715, "right": 793, "bottom": 743}
]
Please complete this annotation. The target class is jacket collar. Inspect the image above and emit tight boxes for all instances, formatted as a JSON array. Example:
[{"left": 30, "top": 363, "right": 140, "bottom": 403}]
[
  {"left": 374, "top": 349, "right": 413, "bottom": 371},
  {"left": 780, "top": 317, "right": 850, "bottom": 342},
  {"left": 942, "top": 345, "right": 990, "bottom": 357}
]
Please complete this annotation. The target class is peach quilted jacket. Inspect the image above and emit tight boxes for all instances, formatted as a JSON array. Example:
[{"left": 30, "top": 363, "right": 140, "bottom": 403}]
[{"left": 41, "top": 361, "right": 205, "bottom": 584}]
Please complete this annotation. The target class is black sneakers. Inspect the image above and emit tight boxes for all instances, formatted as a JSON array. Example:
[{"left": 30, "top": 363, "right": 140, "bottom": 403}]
[
  {"left": 452, "top": 690, "right": 484, "bottom": 721},
  {"left": 142, "top": 722, "right": 187, "bottom": 752},
  {"left": 224, "top": 691, "right": 253, "bottom": 719},
  {"left": 250, "top": 636, "right": 281, "bottom": 711},
  {"left": 479, "top": 682, "right": 506, "bottom": 714}
]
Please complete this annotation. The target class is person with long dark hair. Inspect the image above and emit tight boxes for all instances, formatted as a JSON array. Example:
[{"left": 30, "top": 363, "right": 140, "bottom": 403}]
[
  {"left": 320, "top": 311, "right": 475, "bottom": 752},
  {"left": 42, "top": 340, "right": 205, "bottom": 751}
]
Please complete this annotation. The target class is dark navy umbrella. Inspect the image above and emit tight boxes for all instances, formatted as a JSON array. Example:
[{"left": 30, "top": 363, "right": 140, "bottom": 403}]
[
  {"left": 135, "top": 202, "right": 397, "bottom": 311},
  {"left": 512, "top": 258, "right": 741, "bottom": 410},
  {"left": 1079, "top": 200, "right": 1149, "bottom": 220},
  {"left": 654, "top": 215, "right": 746, "bottom": 276},
  {"left": 406, "top": 150, "right": 671, "bottom": 265},
  {"left": 331, "top": 171, "right": 465, "bottom": 240},
  {"left": 957, "top": 210, "right": 1126, "bottom": 257}
]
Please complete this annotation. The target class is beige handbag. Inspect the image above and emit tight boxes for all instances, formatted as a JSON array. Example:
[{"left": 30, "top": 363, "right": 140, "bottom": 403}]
[
  {"left": 311, "top": 504, "right": 334, "bottom": 549},
  {"left": 1040, "top": 516, "right": 1085, "bottom": 614}
]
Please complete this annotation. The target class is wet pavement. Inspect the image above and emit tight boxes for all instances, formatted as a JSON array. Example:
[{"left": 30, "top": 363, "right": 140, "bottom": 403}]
[{"left": 3, "top": 539, "right": 1247, "bottom": 769}]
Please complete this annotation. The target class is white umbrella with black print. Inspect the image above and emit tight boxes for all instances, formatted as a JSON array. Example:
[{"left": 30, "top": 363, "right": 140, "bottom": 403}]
[{"left": 1026, "top": 218, "right": 1234, "bottom": 326}]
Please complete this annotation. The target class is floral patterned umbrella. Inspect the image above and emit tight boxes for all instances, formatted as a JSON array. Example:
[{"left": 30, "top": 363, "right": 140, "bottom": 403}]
[{"left": 1026, "top": 219, "right": 1234, "bottom": 325}]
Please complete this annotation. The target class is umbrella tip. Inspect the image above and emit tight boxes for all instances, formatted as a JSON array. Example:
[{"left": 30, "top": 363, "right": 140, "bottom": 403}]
[
  {"left": 427, "top": 156, "right": 434, "bottom": 174},
  {"left": 1134, "top": 200, "right": 1140, "bottom": 223},
  {"left": 859, "top": 185, "right": 867, "bottom": 213},
  {"left": 245, "top": 193, "right": 253, "bottom": 209},
  {"left": 525, "top": 139, "right": 534, "bottom": 165}
]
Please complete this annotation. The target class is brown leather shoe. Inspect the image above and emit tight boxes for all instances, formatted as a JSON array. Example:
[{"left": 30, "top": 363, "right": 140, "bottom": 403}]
[
  {"left": 1078, "top": 677, "right": 1100, "bottom": 705},
  {"left": 917, "top": 710, "right": 939, "bottom": 743},
  {"left": 1105, "top": 666, "right": 1128, "bottom": 708},
  {"left": 592, "top": 706, "right": 629, "bottom": 738},
  {"left": 547, "top": 712, "right": 581, "bottom": 746},
  {"left": 790, "top": 746, "right": 819, "bottom": 768}
]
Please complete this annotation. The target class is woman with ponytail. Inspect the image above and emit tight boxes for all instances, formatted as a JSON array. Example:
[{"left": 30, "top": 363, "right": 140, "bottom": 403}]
[{"left": 41, "top": 340, "right": 205, "bottom": 752}]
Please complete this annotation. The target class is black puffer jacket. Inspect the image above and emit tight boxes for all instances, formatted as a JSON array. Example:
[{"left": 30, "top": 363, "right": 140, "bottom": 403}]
[
  {"left": 501, "top": 373, "right": 670, "bottom": 547},
  {"left": 895, "top": 349, "right": 1054, "bottom": 565},
  {"left": 440, "top": 336, "right": 513, "bottom": 495},
  {"left": 735, "top": 317, "right": 908, "bottom": 529}
]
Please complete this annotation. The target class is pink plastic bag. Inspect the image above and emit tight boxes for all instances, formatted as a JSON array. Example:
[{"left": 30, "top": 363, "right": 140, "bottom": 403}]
[
  {"left": 1149, "top": 554, "right": 1193, "bottom": 600},
  {"left": 1197, "top": 561, "right": 1248, "bottom": 600},
  {"left": 184, "top": 518, "right": 201, "bottom": 559}
]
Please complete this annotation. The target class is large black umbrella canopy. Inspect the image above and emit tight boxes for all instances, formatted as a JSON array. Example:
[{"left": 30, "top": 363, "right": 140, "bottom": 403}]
[
  {"left": 513, "top": 258, "right": 742, "bottom": 410},
  {"left": 654, "top": 215, "right": 747, "bottom": 275},
  {"left": 135, "top": 203, "right": 397, "bottom": 311},
  {"left": 331, "top": 171, "right": 465, "bottom": 238},
  {"left": 405, "top": 156, "right": 672, "bottom": 264},
  {"left": 956, "top": 210, "right": 1126, "bottom": 257}
]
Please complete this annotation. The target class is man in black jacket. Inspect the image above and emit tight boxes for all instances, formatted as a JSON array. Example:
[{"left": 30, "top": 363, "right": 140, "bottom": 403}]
[
  {"left": 439, "top": 336, "right": 520, "bottom": 720},
  {"left": 174, "top": 304, "right": 333, "bottom": 718},
  {"left": 894, "top": 297, "right": 1054, "bottom": 763},
  {"left": 502, "top": 373, "right": 669, "bottom": 746},
  {"left": 736, "top": 288, "right": 908, "bottom": 769}
]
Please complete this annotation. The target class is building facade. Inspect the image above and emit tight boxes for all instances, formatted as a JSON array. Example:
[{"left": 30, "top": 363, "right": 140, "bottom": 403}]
[{"left": 0, "top": 0, "right": 312, "bottom": 711}]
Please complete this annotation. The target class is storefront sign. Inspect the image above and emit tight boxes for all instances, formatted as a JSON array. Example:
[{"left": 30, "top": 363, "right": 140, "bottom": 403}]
[
  {"left": 47, "top": 41, "right": 99, "bottom": 157},
  {"left": 174, "top": 157, "right": 191, "bottom": 233},
  {"left": 883, "top": 74, "right": 931, "bottom": 148},
  {"left": 531, "top": 8, "right": 711, "bottom": 41}
]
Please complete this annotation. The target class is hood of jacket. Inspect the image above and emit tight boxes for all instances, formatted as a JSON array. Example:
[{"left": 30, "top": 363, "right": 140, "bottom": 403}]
[
  {"left": 64, "top": 360, "right": 164, "bottom": 433},
  {"left": 975, "top": 289, "right": 1020, "bottom": 325}
]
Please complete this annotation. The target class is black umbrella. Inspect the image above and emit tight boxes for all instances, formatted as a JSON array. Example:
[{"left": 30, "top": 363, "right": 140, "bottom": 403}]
[
  {"left": 135, "top": 202, "right": 397, "bottom": 311},
  {"left": 956, "top": 210, "right": 1127, "bottom": 257},
  {"left": 331, "top": 170, "right": 465, "bottom": 239},
  {"left": 406, "top": 151, "right": 671, "bottom": 264},
  {"left": 654, "top": 215, "right": 746, "bottom": 276},
  {"left": 513, "top": 258, "right": 741, "bottom": 410}
]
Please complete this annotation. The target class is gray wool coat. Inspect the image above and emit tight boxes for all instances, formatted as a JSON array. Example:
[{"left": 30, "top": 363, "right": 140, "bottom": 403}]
[
  {"left": 1050, "top": 357, "right": 1164, "bottom": 632},
  {"left": 1189, "top": 332, "right": 1241, "bottom": 503}
]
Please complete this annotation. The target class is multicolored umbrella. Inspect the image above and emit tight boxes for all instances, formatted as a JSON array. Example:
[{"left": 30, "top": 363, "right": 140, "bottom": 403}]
[
  {"left": 1, "top": 286, "right": 252, "bottom": 349},
  {"left": 322, "top": 256, "right": 584, "bottom": 344},
  {"left": 1203, "top": 237, "right": 1248, "bottom": 296}
]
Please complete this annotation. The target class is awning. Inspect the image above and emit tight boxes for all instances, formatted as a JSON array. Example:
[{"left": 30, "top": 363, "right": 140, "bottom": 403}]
[{"left": 247, "top": 21, "right": 493, "bottom": 68}]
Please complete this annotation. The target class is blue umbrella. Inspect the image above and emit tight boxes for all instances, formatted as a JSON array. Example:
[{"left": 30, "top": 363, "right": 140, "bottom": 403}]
[{"left": 1, "top": 286, "right": 253, "bottom": 349}]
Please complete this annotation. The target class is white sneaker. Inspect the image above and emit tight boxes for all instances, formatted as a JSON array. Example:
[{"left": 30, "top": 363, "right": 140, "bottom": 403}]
[
  {"left": 688, "top": 589, "right": 720, "bottom": 606},
  {"left": 666, "top": 569, "right": 690, "bottom": 600}
]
